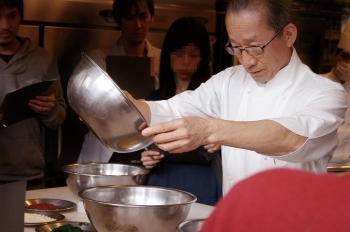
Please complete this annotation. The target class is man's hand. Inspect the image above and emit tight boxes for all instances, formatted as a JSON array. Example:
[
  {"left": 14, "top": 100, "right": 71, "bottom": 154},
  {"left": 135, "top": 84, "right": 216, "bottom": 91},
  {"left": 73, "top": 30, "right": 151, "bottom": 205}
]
[
  {"left": 28, "top": 92, "right": 56, "bottom": 115},
  {"left": 142, "top": 117, "right": 211, "bottom": 153},
  {"left": 141, "top": 150, "right": 164, "bottom": 169}
]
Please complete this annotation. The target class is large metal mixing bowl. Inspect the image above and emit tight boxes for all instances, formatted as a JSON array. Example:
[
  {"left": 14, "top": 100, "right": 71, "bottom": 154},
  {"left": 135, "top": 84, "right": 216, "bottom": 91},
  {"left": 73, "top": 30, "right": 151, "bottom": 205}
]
[
  {"left": 61, "top": 163, "right": 149, "bottom": 198},
  {"left": 177, "top": 219, "right": 206, "bottom": 232},
  {"left": 67, "top": 53, "right": 152, "bottom": 153},
  {"left": 78, "top": 185, "right": 197, "bottom": 232}
]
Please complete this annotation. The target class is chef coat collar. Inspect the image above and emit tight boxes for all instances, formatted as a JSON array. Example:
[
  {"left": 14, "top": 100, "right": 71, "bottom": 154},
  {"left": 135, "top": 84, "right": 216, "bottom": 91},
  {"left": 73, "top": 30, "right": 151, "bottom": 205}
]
[{"left": 251, "top": 47, "right": 303, "bottom": 90}]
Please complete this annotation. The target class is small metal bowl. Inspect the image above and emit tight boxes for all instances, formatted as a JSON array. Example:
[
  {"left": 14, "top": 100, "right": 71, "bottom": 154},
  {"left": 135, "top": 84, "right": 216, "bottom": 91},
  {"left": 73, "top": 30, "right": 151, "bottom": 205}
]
[
  {"left": 177, "top": 218, "right": 206, "bottom": 232},
  {"left": 61, "top": 163, "right": 149, "bottom": 198},
  {"left": 67, "top": 53, "right": 152, "bottom": 153},
  {"left": 79, "top": 185, "right": 197, "bottom": 232}
]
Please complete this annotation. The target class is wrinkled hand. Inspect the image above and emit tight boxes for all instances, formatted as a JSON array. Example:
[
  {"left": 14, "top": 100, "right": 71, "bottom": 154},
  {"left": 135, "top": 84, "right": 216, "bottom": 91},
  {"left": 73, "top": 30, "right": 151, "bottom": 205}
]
[
  {"left": 28, "top": 92, "right": 56, "bottom": 115},
  {"left": 141, "top": 150, "right": 164, "bottom": 169},
  {"left": 204, "top": 143, "right": 221, "bottom": 153},
  {"left": 142, "top": 117, "right": 210, "bottom": 153}
]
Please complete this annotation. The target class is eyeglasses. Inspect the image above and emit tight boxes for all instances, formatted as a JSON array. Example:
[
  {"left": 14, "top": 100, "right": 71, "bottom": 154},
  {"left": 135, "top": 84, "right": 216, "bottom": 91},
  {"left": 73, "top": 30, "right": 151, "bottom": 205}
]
[
  {"left": 339, "top": 51, "right": 350, "bottom": 63},
  {"left": 225, "top": 27, "right": 284, "bottom": 57}
]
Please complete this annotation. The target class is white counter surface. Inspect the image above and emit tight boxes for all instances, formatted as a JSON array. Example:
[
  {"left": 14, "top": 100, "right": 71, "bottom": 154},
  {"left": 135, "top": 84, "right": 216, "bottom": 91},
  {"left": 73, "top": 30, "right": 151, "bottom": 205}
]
[{"left": 24, "top": 186, "right": 215, "bottom": 231}]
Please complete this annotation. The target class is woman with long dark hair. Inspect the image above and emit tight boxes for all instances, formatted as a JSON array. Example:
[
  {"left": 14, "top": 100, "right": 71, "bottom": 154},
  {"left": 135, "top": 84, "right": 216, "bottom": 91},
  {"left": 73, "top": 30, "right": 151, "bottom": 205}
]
[{"left": 141, "top": 17, "right": 222, "bottom": 206}]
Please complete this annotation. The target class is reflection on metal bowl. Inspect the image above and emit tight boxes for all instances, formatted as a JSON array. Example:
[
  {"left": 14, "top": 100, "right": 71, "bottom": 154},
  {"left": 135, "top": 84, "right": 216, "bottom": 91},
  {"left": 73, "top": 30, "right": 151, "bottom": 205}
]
[
  {"left": 78, "top": 185, "right": 197, "bottom": 232},
  {"left": 67, "top": 53, "right": 152, "bottom": 153},
  {"left": 177, "top": 218, "right": 206, "bottom": 232},
  {"left": 61, "top": 163, "right": 149, "bottom": 199}
]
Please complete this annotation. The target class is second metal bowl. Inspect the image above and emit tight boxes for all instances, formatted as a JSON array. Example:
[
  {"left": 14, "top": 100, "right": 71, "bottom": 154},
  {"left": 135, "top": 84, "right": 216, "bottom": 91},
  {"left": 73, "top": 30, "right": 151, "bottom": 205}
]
[
  {"left": 79, "top": 185, "right": 197, "bottom": 232},
  {"left": 61, "top": 163, "right": 149, "bottom": 198}
]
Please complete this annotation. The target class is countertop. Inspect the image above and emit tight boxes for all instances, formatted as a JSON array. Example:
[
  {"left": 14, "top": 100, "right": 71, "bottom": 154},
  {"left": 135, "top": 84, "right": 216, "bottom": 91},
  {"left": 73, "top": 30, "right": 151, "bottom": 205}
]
[{"left": 24, "top": 186, "right": 215, "bottom": 231}]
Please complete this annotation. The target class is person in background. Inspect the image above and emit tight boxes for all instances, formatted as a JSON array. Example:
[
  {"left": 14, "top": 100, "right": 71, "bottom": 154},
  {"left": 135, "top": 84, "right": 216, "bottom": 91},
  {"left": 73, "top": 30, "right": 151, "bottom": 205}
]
[
  {"left": 0, "top": 0, "right": 66, "bottom": 189},
  {"left": 140, "top": 17, "right": 222, "bottom": 206},
  {"left": 126, "top": 0, "right": 347, "bottom": 196},
  {"left": 78, "top": 0, "right": 161, "bottom": 163},
  {"left": 199, "top": 168, "right": 350, "bottom": 232},
  {"left": 321, "top": 17, "right": 350, "bottom": 164}
]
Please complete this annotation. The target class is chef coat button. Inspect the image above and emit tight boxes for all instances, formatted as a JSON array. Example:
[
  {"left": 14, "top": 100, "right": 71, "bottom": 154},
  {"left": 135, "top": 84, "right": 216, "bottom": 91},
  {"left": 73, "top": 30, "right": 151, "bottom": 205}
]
[
  {"left": 247, "top": 89, "right": 251, "bottom": 94},
  {"left": 264, "top": 156, "right": 267, "bottom": 160},
  {"left": 228, "top": 176, "right": 233, "bottom": 180},
  {"left": 282, "top": 95, "right": 286, "bottom": 100}
]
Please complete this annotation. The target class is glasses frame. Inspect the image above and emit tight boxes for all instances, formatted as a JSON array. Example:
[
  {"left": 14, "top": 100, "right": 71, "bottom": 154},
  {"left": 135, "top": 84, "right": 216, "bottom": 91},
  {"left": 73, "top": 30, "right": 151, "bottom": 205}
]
[{"left": 225, "top": 27, "right": 284, "bottom": 57}]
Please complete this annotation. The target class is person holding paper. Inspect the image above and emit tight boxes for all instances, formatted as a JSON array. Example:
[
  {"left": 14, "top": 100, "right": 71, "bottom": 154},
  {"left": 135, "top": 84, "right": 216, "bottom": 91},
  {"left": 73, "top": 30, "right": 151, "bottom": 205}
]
[
  {"left": 0, "top": 0, "right": 66, "bottom": 188},
  {"left": 78, "top": 0, "right": 161, "bottom": 164}
]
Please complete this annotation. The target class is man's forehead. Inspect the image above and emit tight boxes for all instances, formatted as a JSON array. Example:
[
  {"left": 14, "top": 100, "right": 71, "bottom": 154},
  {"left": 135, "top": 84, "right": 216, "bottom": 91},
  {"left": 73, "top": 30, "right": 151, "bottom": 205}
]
[{"left": 0, "top": 7, "right": 19, "bottom": 15}]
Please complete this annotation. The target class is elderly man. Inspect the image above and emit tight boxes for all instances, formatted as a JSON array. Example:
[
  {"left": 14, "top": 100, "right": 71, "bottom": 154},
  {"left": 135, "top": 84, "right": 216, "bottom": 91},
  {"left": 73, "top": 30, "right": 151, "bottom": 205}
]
[{"left": 128, "top": 0, "right": 347, "bottom": 195}]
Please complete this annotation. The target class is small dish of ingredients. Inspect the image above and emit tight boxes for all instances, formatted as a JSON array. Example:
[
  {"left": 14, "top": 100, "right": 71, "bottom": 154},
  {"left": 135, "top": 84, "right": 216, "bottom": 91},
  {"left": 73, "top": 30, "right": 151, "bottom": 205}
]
[
  {"left": 35, "top": 221, "right": 97, "bottom": 232},
  {"left": 25, "top": 211, "right": 65, "bottom": 227},
  {"left": 25, "top": 199, "right": 77, "bottom": 212}
]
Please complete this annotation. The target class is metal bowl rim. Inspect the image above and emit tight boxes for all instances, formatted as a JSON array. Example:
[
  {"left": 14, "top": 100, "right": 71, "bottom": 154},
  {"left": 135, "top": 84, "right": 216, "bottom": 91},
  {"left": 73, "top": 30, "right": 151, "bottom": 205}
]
[
  {"left": 78, "top": 185, "right": 197, "bottom": 207},
  {"left": 176, "top": 218, "right": 207, "bottom": 230},
  {"left": 61, "top": 162, "right": 150, "bottom": 177}
]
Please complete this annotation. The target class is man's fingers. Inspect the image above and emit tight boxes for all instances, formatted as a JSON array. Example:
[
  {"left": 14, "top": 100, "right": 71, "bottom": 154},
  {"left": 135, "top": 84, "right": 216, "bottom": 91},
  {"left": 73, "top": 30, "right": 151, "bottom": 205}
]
[{"left": 142, "top": 120, "right": 181, "bottom": 136}]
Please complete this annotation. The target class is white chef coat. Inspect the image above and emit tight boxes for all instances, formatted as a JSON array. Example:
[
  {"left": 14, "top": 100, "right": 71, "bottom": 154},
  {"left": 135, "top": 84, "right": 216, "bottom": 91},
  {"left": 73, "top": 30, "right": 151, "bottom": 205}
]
[
  {"left": 322, "top": 70, "right": 350, "bottom": 163},
  {"left": 77, "top": 37, "right": 161, "bottom": 163},
  {"left": 146, "top": 48, "right": 347, "bottom": 195}
]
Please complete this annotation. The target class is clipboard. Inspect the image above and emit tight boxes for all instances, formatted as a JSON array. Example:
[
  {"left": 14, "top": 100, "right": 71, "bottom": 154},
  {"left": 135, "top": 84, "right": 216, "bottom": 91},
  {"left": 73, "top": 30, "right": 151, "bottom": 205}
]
[
  {"left": 0, "top": 80, "right": 54, "bottom": 127},
  {"left": 106, "top": 56, "right": 155, "bottom": 100}
]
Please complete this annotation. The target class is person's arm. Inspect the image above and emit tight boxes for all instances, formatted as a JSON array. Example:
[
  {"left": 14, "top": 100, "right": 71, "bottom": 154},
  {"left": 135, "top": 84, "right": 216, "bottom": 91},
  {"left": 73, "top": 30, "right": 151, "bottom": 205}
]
[{"left": 141, "top": 117, "right": 306, "bottom": 155}]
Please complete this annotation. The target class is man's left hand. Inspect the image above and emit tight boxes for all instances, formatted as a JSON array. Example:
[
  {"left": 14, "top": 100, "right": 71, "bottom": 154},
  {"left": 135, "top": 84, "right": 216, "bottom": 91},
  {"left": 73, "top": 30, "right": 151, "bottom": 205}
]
[{"left": 28, "top": 92, "right": 56, "bottom": 115}]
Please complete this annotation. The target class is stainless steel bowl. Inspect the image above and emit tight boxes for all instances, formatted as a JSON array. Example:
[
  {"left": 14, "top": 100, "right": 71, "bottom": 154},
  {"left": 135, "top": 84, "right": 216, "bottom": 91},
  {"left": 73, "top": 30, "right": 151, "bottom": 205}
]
[
  {"left": 78, "top": 185, "right": 197, "bottom": 232},
  {"left": 67, "top": 53, "right": 152, "bottom": 153},
  {"left": 177, "top": 219, "right": 206, "bottom": 232},
  {"left": 61, "top": 163, "right": 149, "bottom": 198}
]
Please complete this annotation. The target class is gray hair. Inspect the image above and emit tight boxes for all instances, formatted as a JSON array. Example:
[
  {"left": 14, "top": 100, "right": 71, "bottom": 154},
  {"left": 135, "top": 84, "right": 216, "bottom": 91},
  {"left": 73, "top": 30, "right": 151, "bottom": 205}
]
[{"left": 226, "top": 0, "right": 291, "bottom": 34}]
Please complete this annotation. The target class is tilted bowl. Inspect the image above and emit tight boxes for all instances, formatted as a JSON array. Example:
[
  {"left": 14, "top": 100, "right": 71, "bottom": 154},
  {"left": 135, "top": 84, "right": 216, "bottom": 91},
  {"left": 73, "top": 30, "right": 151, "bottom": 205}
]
[
  {"left": 61, "top": 163, "right": 149, "bottom": 198},
  {"left": 177, "top": 219, "right": 206, "bottom": 232},
  {"left": 78, "top": 185, "right": 197, "bottom": 232},
  {"left": 67, "top": 53, "right": 152, "bottom": 153}
]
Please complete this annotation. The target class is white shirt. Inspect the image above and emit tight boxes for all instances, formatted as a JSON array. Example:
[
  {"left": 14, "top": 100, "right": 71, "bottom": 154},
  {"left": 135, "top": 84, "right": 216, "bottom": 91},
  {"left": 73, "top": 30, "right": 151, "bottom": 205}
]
[
  {"left": 78, "top": 37, "right": 161, "bottom": 163},
  {"left": 146, "top": 48, "right": 347, "bottom": 195}
]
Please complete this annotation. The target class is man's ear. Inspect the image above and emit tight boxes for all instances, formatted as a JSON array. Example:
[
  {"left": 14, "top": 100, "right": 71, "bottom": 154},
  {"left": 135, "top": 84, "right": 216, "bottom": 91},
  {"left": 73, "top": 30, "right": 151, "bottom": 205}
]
[{"left": 284, "top": 23, "right": 297, "bottom": 48}]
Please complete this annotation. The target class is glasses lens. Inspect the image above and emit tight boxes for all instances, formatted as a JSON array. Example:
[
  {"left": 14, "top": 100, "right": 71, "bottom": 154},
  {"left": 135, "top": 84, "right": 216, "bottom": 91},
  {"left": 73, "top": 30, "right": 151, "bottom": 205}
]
[
  {"left": 225, "top": 47, "right": 236, "bottom": 56},
  {"left": 246, "top": 47, "right": 264, "bottom": 56}
]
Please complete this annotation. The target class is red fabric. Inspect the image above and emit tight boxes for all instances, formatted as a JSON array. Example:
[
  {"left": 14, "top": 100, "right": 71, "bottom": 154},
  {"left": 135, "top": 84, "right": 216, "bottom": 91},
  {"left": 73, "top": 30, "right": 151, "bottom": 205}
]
[{"left": 200, "top": 168, "right": 350, "bottom": 232}]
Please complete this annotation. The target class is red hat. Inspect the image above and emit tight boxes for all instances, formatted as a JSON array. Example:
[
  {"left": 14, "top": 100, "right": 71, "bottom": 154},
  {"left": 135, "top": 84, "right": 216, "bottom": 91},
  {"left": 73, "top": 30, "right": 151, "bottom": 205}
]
[{"left": 200, "top": 168, "right": 350, "bottom": 232}]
